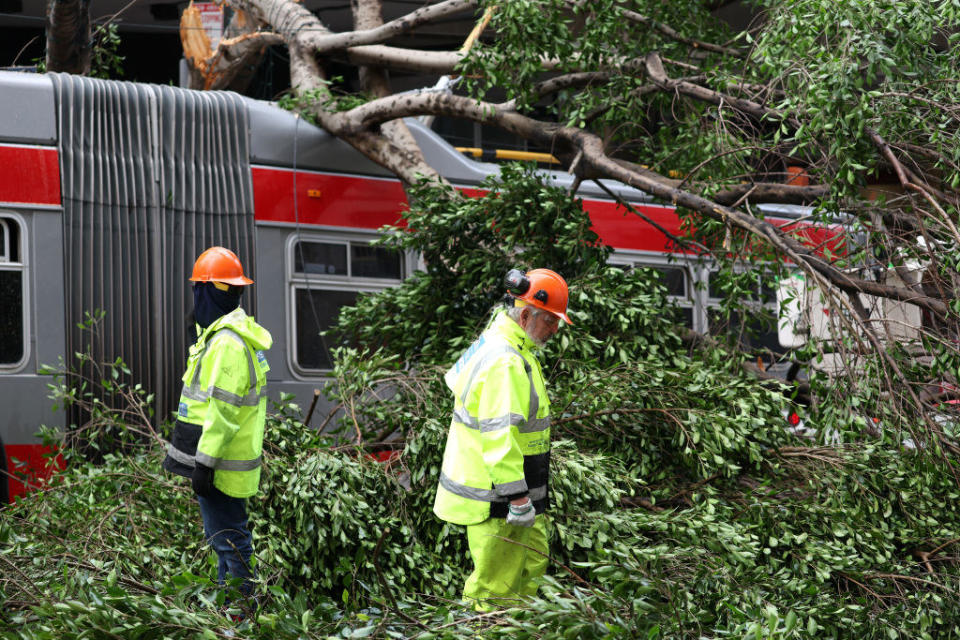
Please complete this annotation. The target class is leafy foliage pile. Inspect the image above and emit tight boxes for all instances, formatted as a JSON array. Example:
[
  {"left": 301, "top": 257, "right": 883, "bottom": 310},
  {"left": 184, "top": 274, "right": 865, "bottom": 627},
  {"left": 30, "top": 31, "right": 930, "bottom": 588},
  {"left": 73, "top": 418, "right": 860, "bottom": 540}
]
[{"left": 2, "top": 168, "right": 960, "bottom": 639}]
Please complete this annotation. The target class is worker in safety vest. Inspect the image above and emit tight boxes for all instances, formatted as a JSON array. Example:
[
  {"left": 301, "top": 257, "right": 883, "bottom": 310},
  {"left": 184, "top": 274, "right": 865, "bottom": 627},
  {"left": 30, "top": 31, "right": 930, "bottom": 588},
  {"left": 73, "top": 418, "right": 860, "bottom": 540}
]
[
  {"left": 434, "top": 268, "right": 572, "bottom": 609},
  {"left": 163, "top": 246, "right": 272, "bottom": 601}
]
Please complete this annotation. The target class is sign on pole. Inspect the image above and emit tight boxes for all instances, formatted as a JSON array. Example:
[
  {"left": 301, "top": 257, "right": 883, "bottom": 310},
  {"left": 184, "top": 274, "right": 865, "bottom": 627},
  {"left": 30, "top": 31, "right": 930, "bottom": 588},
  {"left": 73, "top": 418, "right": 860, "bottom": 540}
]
[{"left": 193, "top": 2, "right": 225, "bottom": 49}]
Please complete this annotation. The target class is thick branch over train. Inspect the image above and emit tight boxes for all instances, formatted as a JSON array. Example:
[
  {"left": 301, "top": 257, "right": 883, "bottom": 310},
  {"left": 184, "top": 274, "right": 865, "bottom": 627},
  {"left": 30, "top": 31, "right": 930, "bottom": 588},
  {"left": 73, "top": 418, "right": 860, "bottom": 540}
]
[
  {"left": 228, "top": 0, "right": 469, "bottom": 75},
  {"left": 335, "top": 91, "right": 949, "bottom": 318}
]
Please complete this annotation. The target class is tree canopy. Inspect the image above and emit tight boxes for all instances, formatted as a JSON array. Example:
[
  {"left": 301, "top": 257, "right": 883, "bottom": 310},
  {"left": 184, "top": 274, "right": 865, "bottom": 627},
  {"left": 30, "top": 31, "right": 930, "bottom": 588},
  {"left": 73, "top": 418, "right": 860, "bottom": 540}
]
[
  {"left": 4, "top": 1, "right": 959, "bottom": 637},
  {"left": 181, "top": 0, "right": 960, "bottom": 436}
]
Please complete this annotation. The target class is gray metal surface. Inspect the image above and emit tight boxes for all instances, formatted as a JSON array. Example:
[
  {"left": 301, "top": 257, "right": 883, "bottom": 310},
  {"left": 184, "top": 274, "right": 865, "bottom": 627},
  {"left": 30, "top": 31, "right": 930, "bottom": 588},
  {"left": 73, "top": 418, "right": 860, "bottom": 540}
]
[
  {"left": 0, "top": 71, "right": 57, "bottom": 145},
  {"left": 247, "top": 97, "right": 656, "bottom": 204},
  {"left": 0, "top": 208, "right": 66, "bottom": 444},
  {"left": 50, "top": 73, "right": 256, "bottom": 426},
  {"left": 248, "top": 100, "right": 394, "bottom": 177},
  {"left": 405, "top": 118, "right": 657, "bottom": 203}
]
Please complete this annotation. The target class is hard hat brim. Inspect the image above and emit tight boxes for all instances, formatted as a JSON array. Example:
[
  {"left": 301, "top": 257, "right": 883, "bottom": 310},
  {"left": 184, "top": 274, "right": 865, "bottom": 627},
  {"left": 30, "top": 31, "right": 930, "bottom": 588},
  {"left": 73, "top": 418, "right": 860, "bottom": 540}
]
[{"left": 189, "top": 274, "right": 254, "bottom": 286}]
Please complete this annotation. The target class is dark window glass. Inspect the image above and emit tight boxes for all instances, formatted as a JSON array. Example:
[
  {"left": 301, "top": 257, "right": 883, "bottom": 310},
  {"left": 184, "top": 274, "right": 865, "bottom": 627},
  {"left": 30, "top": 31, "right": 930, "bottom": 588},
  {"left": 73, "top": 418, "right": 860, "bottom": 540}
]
[
  {"left": 351, "top": 244, "right": 403, "bottom": 279},
  {"left": 432, "top": 116, "right": 476, "bottom": 148},
  {"left": 651, "top": 266, "right": 686, "bottom": 297},
  {"left": 708, "top": 308, "right": 783, "bottom": 355},
  {"left": 679, "top": 306, "right": 694, "bottom": 328},
  {"left": 0, "top": 270, "right": 23, "bottom": 364},
  {"left": 0, "top": 222, "right": 5, "bottom": 261},
  {"left": 759, "top": 276, "right": 776, "bottom": 305},
  {"left": 295, "top": 242, "right": 347, "bottom": 275},
  {"left": 6, "top": 220, "right": 20, "bottom": 262},
  {"left": 709, "top": 269, "right": 775, "bottom": 303},
  {"left": 295, "top": 288, "right": 358, "bottom": 370},
  {"left": 708, "top": 270, "right": 724, "bottom": 298}
]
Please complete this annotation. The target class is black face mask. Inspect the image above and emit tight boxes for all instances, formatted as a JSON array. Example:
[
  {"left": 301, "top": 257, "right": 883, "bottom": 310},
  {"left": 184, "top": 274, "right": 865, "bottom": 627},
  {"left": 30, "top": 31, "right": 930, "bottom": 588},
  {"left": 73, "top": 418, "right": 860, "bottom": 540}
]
[{"left": 193, "top": 282, "right": 242, "bottom": 329}]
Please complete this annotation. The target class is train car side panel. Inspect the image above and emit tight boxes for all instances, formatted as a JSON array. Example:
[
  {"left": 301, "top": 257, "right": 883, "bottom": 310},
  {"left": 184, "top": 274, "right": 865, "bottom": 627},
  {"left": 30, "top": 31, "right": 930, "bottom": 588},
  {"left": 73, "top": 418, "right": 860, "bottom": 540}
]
[
  {"left": 0, "top": 146, "right": 61, "bottom": 207},
  {"left": 252, "top": 167, "right": 408, "bottom": 230}
]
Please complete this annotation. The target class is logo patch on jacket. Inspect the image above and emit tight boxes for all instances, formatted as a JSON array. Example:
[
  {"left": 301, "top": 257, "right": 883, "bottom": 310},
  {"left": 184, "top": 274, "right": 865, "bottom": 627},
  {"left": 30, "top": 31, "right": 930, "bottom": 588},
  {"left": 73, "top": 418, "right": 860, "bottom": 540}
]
[
  {"left": 256, "top": 350, "right": 270, "bottom": 373},
  {"left": 178, "top": 402, "right": 188, "bottom": 417},
  {"left": 453, "top": 335, "right": 485, "bottom": 375}
]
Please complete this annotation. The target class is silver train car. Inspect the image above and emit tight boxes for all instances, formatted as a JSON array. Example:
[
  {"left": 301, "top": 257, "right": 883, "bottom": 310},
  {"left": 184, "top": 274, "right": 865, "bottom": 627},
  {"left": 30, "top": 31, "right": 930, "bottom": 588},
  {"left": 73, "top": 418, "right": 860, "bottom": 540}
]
[{"left": 0, "top": 71, "right": 807, "bottom": 502}]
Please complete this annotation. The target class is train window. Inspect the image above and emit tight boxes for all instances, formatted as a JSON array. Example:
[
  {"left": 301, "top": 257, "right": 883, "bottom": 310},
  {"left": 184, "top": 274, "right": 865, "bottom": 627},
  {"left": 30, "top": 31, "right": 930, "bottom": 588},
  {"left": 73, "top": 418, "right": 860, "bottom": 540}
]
[
  {"left": 705, "top": 265, "right": 782, "bottom": 355},
  {"left": 708, "top": 268, "right": 776, "bottom": 304},
  {"left": 0, "top": 217, "right": 25, "bottom": 367},
  {"left": 611, "top": 254, "right": 694, "bottom": 328},
  {"left": 294, "top": 241, "right": 347, "bottom": 275},
  {"left": 291, "top": 236, "right": 406, "bottom": 372},
  {"left": 351, "top": 244, "right": 403, "bottom": 279},
  {"left": 651, "top": 266, "right": 687, "bottom": 298},
  {"left": 294, "top": 288, "right": 359, "bottom": 370},
  {"left": 708, "top": 308, "right": 782, "bottom": 354}
]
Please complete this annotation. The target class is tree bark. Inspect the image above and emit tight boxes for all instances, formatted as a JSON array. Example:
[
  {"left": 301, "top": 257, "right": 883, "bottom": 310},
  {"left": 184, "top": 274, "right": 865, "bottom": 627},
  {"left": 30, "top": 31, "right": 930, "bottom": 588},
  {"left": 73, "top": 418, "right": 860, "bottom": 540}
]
[
  {"left": 351, "top": 0, "right": 427, "bottom": 178},
  {"left": 45, "top": 0, "right": 91, "bottom": 75}
]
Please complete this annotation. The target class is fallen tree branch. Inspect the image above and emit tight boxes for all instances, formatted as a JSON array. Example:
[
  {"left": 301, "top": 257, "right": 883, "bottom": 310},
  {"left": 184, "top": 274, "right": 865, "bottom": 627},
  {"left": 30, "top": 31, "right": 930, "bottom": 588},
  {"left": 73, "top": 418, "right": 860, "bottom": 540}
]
[
  {"left": 371, "top": 527, "right": 429, "bottom": 628},
  {"left": 621, "top": 10, "right": 746, "bottom": 58},
  {"left": 867, "top": 128, "right": 960, "bottom": 246},
  {"left": 338, "top": 90, "right": 950, "bottom": 318},
  {"left": 643, "top": 52, "right": 801, "bottom": 130},
  {"left": 619, "top": 495, "right": 665, "bottom": 512},
  {"left": 306, "top": 0, "right": 477, "bottom": 53}
]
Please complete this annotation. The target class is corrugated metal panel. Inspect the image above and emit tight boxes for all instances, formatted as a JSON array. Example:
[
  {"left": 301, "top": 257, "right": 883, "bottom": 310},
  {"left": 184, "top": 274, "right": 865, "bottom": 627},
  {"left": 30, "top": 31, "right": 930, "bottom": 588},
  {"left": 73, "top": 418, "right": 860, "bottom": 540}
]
[{"left": 50, "top": 74, "right": 255, "bottom": 428}]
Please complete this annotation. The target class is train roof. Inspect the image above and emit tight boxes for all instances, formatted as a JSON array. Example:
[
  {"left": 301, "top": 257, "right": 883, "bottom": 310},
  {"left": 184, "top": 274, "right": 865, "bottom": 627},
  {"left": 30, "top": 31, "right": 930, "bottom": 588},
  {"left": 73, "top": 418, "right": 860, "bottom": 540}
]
[{"left": 0, "top": 70, "right": 819, "bottom": 220}]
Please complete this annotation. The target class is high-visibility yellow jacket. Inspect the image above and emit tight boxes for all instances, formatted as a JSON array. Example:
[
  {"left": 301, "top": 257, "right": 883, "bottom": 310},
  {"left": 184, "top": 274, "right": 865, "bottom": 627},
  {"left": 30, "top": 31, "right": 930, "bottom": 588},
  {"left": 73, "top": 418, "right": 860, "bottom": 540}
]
[
  {"left": 433, "top": 310, "right": 552, "bottom": 526},
  {"left": 162, "top": 308, "right": 272, "bottom": 498}
]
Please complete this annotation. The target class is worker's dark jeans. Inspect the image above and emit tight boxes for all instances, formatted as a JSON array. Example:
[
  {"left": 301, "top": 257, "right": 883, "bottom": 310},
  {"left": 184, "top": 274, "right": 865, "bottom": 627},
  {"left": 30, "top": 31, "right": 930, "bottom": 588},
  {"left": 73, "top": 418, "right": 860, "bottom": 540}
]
[{"left": 197, "top": 487, "right": 254, "bottom": 597}]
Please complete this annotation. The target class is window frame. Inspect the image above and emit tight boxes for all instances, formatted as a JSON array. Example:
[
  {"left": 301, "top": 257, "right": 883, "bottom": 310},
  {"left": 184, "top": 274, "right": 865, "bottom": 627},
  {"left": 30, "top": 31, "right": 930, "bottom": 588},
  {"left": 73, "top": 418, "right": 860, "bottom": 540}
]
[
  {"left": 703, "top": 261, "right": 783, "bottom": 353},
  {"left": 609, "top": 249, "right": 703, "bottom": 332},
  {"left": 286, "top": 230, "right": 413, "bottom": 377},
  {"left": 704, "top": 263, "right": 780, "bottom": 313},
  {"left": 0, "top": 212, "right": 29, "bottom": 372}
]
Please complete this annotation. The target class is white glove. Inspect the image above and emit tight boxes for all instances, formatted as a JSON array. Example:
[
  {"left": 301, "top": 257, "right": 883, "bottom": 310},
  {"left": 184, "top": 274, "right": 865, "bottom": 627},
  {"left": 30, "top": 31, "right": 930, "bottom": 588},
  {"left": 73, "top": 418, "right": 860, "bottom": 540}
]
[{"left": 506, "top": 498, "right": 536, "bottom": 527}]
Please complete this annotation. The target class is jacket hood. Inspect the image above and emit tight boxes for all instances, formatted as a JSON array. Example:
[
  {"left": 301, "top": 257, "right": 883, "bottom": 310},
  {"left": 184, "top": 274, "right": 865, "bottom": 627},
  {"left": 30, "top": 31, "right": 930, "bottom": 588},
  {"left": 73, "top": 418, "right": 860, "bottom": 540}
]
[{"left": 206, "top": 307, "right": 273, "bottom": 351}]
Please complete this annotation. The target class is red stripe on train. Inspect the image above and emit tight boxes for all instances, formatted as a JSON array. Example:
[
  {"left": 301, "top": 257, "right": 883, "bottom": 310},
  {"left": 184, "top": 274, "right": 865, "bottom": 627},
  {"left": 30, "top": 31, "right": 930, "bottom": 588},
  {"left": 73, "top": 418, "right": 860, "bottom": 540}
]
[
  {"left": 0, "top": 146, "right": 61, "bottom": 206},
  {"left": 252, "top": 168, "right": 687, "bottom": 252},
  {"left": 4, "top": 444, "right": 64, "bottom": 503},
  {"left": 252, "top": 167, "right": 409, "bottom": 230}
]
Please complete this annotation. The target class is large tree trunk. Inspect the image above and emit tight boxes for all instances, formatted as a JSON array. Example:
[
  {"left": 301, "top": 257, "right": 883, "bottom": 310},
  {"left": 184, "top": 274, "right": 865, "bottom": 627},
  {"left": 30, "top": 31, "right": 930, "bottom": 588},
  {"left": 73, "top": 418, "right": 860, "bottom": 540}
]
[
  {"left": 350, "top": 0, "right": 428, "bottom": 178},
  {"left": 45, "top": 0, "right": 91, "bottom": 75}
]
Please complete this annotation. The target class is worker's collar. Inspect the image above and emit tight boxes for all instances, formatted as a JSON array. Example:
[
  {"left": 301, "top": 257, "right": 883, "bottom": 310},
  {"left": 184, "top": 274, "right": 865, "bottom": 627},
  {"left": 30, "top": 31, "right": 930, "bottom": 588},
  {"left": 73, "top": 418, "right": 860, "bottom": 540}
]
[
  {"left": 492, "top": 309, "right": 538, "bottom": 352},
  {"left": 196, "top": 307, "right": 247, "bottom": 344}
]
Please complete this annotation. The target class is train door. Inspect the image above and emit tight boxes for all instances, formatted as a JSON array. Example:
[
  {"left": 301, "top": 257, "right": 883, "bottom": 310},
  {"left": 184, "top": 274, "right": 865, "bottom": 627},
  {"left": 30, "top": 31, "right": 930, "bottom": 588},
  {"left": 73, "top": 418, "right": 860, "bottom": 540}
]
[{"left": 0, "top": 209, "right": 67, "bottom": 501}]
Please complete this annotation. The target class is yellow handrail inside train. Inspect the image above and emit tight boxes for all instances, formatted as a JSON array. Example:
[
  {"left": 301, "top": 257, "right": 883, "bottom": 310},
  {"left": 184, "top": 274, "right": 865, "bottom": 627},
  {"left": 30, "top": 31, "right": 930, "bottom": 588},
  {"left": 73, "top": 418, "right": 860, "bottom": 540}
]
[
  {"left": 456, "top": 147, "right": 561, "bottom": 164},
  {"left": 456, "top": 147, "right": 686, "bottom": 178}
]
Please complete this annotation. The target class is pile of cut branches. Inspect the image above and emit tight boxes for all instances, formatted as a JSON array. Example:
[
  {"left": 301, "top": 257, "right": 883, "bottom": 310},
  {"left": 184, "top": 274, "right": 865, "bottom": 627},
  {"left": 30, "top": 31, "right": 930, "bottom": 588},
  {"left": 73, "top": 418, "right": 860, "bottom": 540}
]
[{"left": 2, "top": 169, "right": 959, "bottom": 639}]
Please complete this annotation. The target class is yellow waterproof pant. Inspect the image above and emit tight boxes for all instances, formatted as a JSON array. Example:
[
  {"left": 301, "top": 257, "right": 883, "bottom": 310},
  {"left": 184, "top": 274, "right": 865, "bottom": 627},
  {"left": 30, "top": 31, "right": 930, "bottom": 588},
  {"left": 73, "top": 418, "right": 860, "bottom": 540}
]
[{"left": 463, "top": 517, "right": 550, "bottom": 610}]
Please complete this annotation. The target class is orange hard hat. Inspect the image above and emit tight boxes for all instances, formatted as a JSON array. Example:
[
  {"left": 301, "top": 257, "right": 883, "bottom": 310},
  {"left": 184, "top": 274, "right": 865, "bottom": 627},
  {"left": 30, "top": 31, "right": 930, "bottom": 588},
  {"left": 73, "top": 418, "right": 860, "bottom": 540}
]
[
  {"left": 189, "top": 246, "right": 253, "bottom": 286},
  {"left": 505, "top": 268, "right": 572, "bottom": 324}
]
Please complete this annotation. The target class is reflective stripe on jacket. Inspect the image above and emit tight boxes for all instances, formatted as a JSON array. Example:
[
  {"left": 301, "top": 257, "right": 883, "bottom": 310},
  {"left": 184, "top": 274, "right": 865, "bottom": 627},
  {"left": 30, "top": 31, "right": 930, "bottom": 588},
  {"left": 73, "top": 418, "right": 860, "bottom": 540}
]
[
  {"left": 162, "top": 307, "right": 272, "bottom": 498},
  {"left": 433, "top": 310, "right": 551, "bottom": 526}
]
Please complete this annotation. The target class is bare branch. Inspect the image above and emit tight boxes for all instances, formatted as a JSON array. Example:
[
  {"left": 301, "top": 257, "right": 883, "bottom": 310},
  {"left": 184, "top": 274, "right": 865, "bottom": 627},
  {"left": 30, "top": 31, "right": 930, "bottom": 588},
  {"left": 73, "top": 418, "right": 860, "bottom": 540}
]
[
  {"left": 622, "top": 10, "right": 746, "bottom": 58},
  {"left": 644, "top": 52, "right": 801, "bottom": 129},
  {"left": 712, "top": 182, "right": 830, "bottom": 206},
  {"left": 868, "top": 128, "right": 960, "bottom": 245},
  {"left": 343, "top": 45, "right": 463, "bottom": 74},
  {"left": 305, "top": 0, "right": 478, "bottom": 53},
  {"left": 337, "top": 91, "right": 949, "bottom": 318}
]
